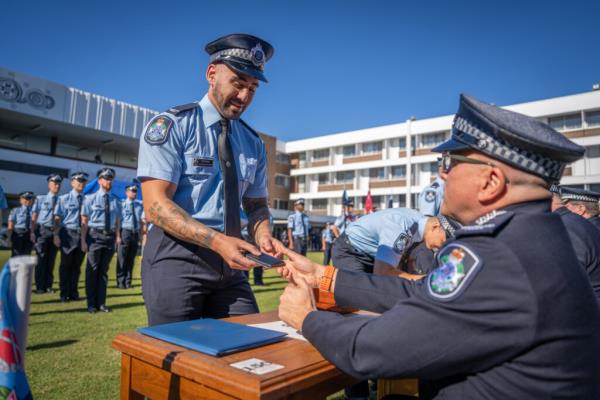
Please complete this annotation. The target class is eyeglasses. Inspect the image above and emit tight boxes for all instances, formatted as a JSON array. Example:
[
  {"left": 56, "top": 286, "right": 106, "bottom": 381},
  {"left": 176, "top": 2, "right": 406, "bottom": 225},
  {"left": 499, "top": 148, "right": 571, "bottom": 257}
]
[{"left": 441, "top": 153, "right": 497, "bottom": 174}]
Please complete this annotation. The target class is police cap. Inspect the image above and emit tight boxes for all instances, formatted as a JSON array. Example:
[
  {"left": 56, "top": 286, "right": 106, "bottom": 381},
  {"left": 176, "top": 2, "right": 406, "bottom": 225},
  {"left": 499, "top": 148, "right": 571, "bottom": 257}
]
[
  {"left": 205, "top": 33, "right": 274, "bottom": 83},
  {"left": 47, "top": 174, "right": 63, "bottom": 183},
  {"left": 560, "top": 186, "right": 600, "bottom": 203},
  {"left": 97, "top": 167, "right": 116, "bottom": 179},
  {"left": 19, "top": 191, "right": 34, "bottom": 200},
  {"left": 433, "top": 94, "right": 585, "bottom": 183},
  {"left": 294, "top": 198, "right": 305, "bottom": 205},
  {"left": 126, "top": 184, "right": 138, "bottom": 192},
  {"left": 71, "top": 171, "right": 89, "bottom": 181}
]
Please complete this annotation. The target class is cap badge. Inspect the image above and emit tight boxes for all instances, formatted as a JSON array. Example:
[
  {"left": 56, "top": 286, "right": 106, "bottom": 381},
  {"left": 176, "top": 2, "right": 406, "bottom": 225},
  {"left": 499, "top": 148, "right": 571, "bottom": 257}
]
[{"left": 250, "top": 43, "right": 265, "bottom": 67}]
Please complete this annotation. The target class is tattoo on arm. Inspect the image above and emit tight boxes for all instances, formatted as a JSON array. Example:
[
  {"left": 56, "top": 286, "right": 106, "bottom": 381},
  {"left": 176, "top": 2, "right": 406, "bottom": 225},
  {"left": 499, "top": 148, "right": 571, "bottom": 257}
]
[
  {"left": 242, "top": 197, "right": 271, "bottom": 240},
  {"left": 148, "top": 199, "right": 217, "bottom": 248}
]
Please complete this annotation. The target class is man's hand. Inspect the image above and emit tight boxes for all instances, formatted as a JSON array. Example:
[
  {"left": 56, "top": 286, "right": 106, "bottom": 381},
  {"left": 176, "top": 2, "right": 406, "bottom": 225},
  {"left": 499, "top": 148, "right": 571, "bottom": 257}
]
[
  {"left": 116, "top": 236, "right": 122, "bottom": 246},
  {"left": 257, "top": 236, "right": 285, "bottom": 258},
  {"left": 278, "top": 276, "right": 316, "bottom": 331},
  {"left": 213, "top": 234, "right": 261, "bottom": 271},
  {"left": 277, "top": 248, "right": 325, "bottom": 288},
  {"left": 53, "top": 235, "right": 61, "bottom": 248}
]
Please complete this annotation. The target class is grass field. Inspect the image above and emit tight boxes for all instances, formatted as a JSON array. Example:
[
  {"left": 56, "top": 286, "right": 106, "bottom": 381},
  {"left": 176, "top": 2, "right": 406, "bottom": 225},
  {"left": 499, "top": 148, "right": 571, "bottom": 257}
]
[{"left": 0, "top": 250, "right": 335, "bottom": 399}]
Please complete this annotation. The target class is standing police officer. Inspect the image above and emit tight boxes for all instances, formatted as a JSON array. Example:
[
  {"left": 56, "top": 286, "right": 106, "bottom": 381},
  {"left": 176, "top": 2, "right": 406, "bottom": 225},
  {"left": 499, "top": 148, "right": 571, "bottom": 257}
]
[
  {"left": 54, "top": 172, "right": 88, "bottom": 302},
  {"left": 0, "top": 184, "right": 7, "bottom": 223},
  {"left": 137, "top": 33, "right": 283, "bottom": 326},
  {"left": 7, "top": 191, "right": 35, "bottom": 256},
  {"left": 278, "top": 94, "right": 600, "bottom": 399},
  {"left": 418, "top": 159, "right": 445, "bottom": 216},
  {"left": 81, "top": 168, "right": 122, "bottom": 313},
  {"left": 321, "top": 222, "right": 334, "bottom": 265},
  {"left": 116, "top": 184, "right": 144, "bottom": 289},
  {"left": 31, "top": 174, "right": 62, "bottom": 294},
  {"left": 287, "top": 199, "right": 311, "bottom": 255},
  {"left": 332, "top": 200, "right": 357, "bottom": 238}
]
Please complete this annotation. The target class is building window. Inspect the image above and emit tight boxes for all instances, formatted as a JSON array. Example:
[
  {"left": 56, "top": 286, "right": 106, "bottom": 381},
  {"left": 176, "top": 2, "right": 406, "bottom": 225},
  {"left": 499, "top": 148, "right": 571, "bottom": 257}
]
[
  {"left": 336, "top": 170, "right": 355, "bottom": 183},
  {"left": 318, "top": 173, "right": 329, "bottom": 184},
  {"left": 362, "top": 141, "right": 382, "bottom": 154},
  {"left": 398, "top": 137, "right": 406, "bottom": 149},
  {"left": 343, "top": 145, "right": 356, "bottom": 156},
  {"left": 420, "top": 132, "right": 445, "bottom": 148},
  {"left": 548, "top": 113, "right": 582, "bottom": 131},
  {"left": 298, "top": 152, "right": 306, "bottom": 161},
  {"left": 586, "top": 110, "right": 600, "bottom": 127},
  {"left": 276, "top": 152, "right": 289, "bottom": 164},
  {"left": 312, "top": 198, "right": 328, "bottom": 210},
  {"left": 313, "top": 149, "right": 330, "bottom": 160},
  {"left": 391, "top": 165, "right": 406, "bottom": 178},
  {"left": 587, "top": 145, "right": 600, "bottom": 158},
  {"left": 273, "top": 199, "right": 289, "bottom": 210},
  {"left": 275, "top": 174, "right": 290, "bottom": 188},
  {"left": 369, "top": 167, "right": 385, "bottom": 180}
]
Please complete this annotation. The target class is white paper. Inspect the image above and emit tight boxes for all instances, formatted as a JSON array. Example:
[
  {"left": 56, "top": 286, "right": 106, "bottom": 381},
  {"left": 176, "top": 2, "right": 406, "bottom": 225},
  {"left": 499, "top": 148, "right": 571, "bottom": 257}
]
[
  {"left": 8, "top": 255, "right": 36, "bottom": 368},
  {"left": 230, "top": 358, "right": 284, "bottom": 375},
  {"left": 249, "top": 320, "right": 307, "bottom": 342}
]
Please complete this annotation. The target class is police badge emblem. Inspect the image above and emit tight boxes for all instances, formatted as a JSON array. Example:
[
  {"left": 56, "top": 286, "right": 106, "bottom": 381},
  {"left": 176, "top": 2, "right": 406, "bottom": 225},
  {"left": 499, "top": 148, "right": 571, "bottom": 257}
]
[
  {"left": 428, "top": 244, "right": 481, "bottom": 300},
  {"left": 250, "top": 43, "right": 265, "bottom": 68},
  {"left": 425, "top": 191, "right": 435, "bottom": 203},
  {"left": 144, "top": 116, "right": 173, "bottom": 145}
]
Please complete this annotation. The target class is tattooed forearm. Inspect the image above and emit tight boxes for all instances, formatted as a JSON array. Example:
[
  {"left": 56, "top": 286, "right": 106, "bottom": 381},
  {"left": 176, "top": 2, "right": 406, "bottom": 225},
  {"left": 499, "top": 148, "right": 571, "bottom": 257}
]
[
  {"left": 148, "top": 199, "right": 217, "bottom": 248},
  {"left": 242, "top": 197, "right": 271, "bottom": 241}
]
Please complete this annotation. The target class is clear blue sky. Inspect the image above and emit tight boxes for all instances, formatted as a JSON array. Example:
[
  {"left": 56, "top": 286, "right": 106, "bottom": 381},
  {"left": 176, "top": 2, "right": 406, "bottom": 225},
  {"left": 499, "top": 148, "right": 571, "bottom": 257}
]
[{"left": 3, "top": 0, "right": 599, "bottom": 141}]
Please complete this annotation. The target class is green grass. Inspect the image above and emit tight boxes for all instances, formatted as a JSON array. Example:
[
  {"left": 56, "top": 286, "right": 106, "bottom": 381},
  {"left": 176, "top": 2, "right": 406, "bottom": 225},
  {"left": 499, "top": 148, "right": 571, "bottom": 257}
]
[{"left": 0, "top": 250, "right": 326, "bottom": 400}]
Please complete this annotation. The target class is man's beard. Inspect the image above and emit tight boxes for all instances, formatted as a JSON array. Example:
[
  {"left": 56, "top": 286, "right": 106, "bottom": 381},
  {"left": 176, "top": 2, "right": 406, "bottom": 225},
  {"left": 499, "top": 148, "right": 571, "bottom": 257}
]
[{"left": 213, "top": 83, "right": 243, "bottom": 120}]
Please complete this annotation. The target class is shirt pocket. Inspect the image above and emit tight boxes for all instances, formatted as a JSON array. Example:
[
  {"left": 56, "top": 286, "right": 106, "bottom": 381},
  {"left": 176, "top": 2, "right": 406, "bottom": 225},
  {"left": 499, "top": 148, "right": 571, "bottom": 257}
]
[
  {"left": 240, "top": 157, "right": 257, "bottom": 184},
  {"left": 183, "top": 154, "right": 216, "bottom": 182}
]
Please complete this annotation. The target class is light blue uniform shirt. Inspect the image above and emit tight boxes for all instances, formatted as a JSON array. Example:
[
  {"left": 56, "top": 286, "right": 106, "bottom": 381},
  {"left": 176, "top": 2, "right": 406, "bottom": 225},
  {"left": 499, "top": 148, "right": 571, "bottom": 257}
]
[
  {"left": 81, "top": 190, "right": 122, "bottom": 230},
  {"left": 121, "top": 199, "right": 144, "bottom": 230},
  {"left": 32, "top": 192, "right": 59, "bottom": 227},
  {"left": 345, "top": 208, "right": 427, "bottom": 258},
  {"left": 0, "top": 185, "right": 6, "bottom": 209},
  {"left": 287, "top": 211, "right": 311, "bottom": 237},
  {"left": 55, "top": 189, "right": 85, "bottom": 230},
  {"left": 322, "top": 227, "right": 333, "bottom": 243},
  {"left": 334, "top": 213, "right": 357, "bottom": 236},
  {"left": 137, "top": 94, "right": 268, "bottom": 232},
  {"left": 9, "top": 206, "right": 32, "bottom": 230},
  {"left": 419, "top": 176, "right": 445, "bottom": 216}
]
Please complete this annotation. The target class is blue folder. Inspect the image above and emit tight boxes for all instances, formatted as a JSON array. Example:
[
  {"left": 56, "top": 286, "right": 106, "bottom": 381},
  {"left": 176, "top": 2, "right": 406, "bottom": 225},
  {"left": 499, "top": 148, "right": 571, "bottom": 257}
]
[{"left": 138, "top": 318, "right": 287, "bottom": 356}]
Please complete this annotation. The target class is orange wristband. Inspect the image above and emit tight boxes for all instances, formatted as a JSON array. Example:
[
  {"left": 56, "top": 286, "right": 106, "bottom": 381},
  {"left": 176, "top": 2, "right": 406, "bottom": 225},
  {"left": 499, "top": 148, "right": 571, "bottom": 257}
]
[{"left": 319, "top": 265, "right": 336, "bottom": 293}]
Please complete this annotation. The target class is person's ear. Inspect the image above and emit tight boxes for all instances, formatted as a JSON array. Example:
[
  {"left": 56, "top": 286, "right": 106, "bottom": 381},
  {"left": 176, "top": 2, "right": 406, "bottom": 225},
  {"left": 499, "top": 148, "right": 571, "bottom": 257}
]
[
  {"left": 478, "top": 166, "right": 508, "bottom": 203},
  {"left": 206, "top": 64, "right": 217, "bottom": 88}
]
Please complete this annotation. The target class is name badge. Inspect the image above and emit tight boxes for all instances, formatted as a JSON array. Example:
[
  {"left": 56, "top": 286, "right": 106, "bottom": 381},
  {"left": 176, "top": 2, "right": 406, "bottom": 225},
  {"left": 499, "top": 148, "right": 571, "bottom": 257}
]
[{"left": 193, "top": 157, "right": 214, "bottom": 167}]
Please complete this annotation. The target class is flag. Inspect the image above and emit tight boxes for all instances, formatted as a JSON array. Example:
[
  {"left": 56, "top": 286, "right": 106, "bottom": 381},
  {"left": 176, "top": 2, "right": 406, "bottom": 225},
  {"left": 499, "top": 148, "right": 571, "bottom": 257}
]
[
  {"left": 387, "top": 196, "right": 394, "bottom": 209},
  {"left": 365, "top": 190, "right": 373, "bottom": 214},
  {"left": 0, "top": 259, "right": 34, "bottom": 400},
  {"left": 341, "top": 189, "right": 349, "bottom": 207}
]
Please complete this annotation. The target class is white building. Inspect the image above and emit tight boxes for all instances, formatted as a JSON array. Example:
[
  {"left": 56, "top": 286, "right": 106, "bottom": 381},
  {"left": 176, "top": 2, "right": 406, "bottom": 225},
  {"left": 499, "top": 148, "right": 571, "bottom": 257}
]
[{"left": 285, "top": 90, "right": 600, "bottom": 217}]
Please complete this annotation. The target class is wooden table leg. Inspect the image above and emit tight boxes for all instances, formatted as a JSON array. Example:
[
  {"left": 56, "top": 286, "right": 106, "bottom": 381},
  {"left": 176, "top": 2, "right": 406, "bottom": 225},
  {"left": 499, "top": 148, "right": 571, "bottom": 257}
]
[{"left": 121, "top": 354, "right": 144, "bottom": 400}]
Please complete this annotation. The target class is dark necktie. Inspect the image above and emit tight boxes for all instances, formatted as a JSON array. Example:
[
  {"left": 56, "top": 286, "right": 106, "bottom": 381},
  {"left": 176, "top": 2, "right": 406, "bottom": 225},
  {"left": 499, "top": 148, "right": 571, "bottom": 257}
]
[
  {"left": 103, "top": 194, "right": 110, "bottom": 231},
  {"left": 131, "top": 202, "right": 138, "bottom": 231},
  {"left": 25, "top": 206, "right": 31, "bottom": 230},
  {"left": 218, "top": 119, "right": 241, "bottom": 238},
  {"left": 77, "top": 194, "right": 83, "bottom": 227},
  {"left": 51, "top": 195, "right": 57, "bottom": 222}
]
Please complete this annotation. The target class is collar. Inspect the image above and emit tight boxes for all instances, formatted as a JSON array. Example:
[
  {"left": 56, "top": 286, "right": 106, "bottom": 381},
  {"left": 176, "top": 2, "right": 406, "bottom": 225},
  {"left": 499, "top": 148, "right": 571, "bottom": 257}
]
[
  {"left": 553, "top": 206, "right": 571, "bottom": 216},
  {"left": 499, "top": 199, "right": 551, "bottom": 214},
  {"left": 200, "top": 94, "right": 223, "bottom": 128},
  {"left": 98, "top": 188, "right": 109, "bottom": 195},
  {"left": 47, "top": 191, "right": 57, "bottom": 198},
  {"left": 71, "top": 189, "right": 83, "bottom": 197}
]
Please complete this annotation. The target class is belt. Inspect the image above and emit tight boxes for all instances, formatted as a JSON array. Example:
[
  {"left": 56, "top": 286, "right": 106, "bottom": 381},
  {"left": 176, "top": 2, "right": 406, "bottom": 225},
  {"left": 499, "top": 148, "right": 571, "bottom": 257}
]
[
  {"left": 67, "top": 228, "right": 81, "bottom": 233},
  {"left": 91, "top": 228, "right": 114, "bottom": 235},
  {"left": 293, "top": 235, "right": 307, "bottom": 240},
  {"left": 14, "top": 228, "right": 29, "bottom": 234},
  {"left": 122, "top": 228, "right": 139, "bottom": 233},
  {"left": 41, "top": 225, "right": 55, "bottom": 232}
]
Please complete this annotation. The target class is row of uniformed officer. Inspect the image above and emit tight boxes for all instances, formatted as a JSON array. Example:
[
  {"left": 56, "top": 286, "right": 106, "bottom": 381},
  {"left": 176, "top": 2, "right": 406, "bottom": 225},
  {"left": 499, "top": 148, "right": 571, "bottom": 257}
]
[
  {"left": 7, "top": 191, "right": 35, "bottom": 256},
  {"left": 287, "top": 199, "right": 311, "bottom": 255},
  {"left": 278, "top": 94, "right": 600, "bottom": 399},
  {"left": 116, "top": 185, "right": 145, "bottom": 289}
]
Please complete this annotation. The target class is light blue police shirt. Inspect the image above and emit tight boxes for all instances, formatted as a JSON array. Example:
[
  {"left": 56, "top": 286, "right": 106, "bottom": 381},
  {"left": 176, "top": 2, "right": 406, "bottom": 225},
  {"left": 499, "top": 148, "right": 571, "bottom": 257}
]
[
  {"left": 121, "top": 199, "right": 144, "bottom": 230},
  {"left": 81, "top": 190, "right": 122, "bottom": 230},
  {"left": 55, "top": 189, "right": 85, "bottom": 230},
  {"left": 322, "top": 227, "right": 333, "bottom": 243},
  {"left": 334, "top": 213, "right": 357, "bottom": 236},
  {"left": 32, "top": 192, "right": 59, "bottom": 227},
  {"left": 345, "top": 208, "right": 427, "bottom": 258},
  {"left": 418, "top": 176, "right": 445, "bottom": 216},
  {"left": 0, "top": 185, "right": 6, "bottom": 209},
  {"left": 9, "top": 206, "right": 32, "bottom": 230},
  {"left": 287, "top": 211, "right": 311, "bottom": 237},
  {"left": 136, "top": 94, "right": 268, "bottom": 232}
]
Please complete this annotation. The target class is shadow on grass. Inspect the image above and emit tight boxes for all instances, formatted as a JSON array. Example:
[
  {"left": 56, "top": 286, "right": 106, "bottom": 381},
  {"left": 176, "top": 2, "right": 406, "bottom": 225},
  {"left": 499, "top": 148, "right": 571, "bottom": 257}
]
[
  {"left": 27, "top": 339, "right": 78, "bottom": 351},
  {"left": 30, "top": 302, "right": 145, "bottom": 316}
]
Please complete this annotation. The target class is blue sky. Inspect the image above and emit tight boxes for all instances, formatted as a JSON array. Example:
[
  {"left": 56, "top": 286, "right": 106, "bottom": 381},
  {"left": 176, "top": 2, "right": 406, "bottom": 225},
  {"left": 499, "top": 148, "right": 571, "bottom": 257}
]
[{"left": 3, "top": 0, "right": 599, "bottom": 141}]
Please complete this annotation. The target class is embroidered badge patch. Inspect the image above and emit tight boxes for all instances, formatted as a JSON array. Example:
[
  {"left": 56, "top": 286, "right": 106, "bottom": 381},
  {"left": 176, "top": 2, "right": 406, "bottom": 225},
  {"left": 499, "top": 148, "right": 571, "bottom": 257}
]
[
  {"left": 425, "top": 191, "right": 435, "bottom": 203},
  {"left": 428, "top": 243, "right": 481, "bottom": 300},
  {"left": 144, "top": 116, "right": 173, "bottom": 145},
  {"left": 394, "top": 232, "right": 412, "bottom": 252}
]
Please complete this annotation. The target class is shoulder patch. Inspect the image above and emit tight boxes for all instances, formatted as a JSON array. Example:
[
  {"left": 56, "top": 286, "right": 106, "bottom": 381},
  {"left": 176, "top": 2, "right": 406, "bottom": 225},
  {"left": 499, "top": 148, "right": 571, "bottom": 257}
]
[
  {"left": 430, "top": 182, "right": 439, "bottom": 189},
  {"left": 144, "top": 115, "right": 173, "bottom": 145},
  {"left": 239, "top": 119, "right": 260, "bottom": 138},
  {"left": 424, "top": 190, "right": 435, "bottom": 203},
  {"left": 166, "top": 102, "right": 197, "bottom": 115},
  {"left": 427, "top": 243, "right": 481, "bottom": 301},
  {"left": 455, "top": 210, "right": 514, "bottom": 237}
]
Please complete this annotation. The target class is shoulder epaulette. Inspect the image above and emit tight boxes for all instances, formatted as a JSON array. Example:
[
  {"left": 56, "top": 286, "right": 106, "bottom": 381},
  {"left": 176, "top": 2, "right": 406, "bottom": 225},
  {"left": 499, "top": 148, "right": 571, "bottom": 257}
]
[
  {"left": 455, "top": 210, "right": 514, "bottom": 237},
  {"left": 239, "top": 119, "right": 260, "bottom": 138},
  {"left": 166, "top": 102, "right": 198, "bottom": 116}
]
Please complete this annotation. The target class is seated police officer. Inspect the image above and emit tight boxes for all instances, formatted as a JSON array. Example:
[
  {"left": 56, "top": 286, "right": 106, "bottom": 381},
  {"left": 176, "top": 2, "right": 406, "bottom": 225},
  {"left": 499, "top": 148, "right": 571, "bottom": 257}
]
[
  {"left": 31, "top": 174, "right": 63, "bottom": 294},
  {"left": 560, "top": 186, "right": 600, "bottom": 230},
  {"left": 54, "top": 171, "right": 89, "bottom": 302},
  {"left": 7, "top": 191, "right": 35, "bottom": 257},
  {"left": 116, "top": 184, "right": 144, "bottom": 289},
  {"left": 137, "top": 33, "right": 283, "bottom": 326},
  {"left": 81, "top": 168, "right": 122, "bottom": 313},
  {"left": 278, "top": 94, "right": 600, "bottom": 399}
]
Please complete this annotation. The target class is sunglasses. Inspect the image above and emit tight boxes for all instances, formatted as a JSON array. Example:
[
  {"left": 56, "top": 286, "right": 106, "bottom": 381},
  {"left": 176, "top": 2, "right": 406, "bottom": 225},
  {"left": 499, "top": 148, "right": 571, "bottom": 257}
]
[{"left": 441, "top": 153, "right": 496, "bottom": 174}]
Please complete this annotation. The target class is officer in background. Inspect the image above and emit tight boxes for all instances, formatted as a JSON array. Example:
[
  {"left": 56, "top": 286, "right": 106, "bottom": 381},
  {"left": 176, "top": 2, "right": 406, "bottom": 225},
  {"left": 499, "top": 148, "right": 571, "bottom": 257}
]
[
  {"left": 54, "top": 172, "right": 88, "bottom": 302},
  {"left": 560, "top": 186, "right": 600, "bottom": 230},
  {"left": 116, "top": 184, "right": 144, "bottom": 289},
  {"left": 7, "top": 191, "right": 35, "bottom": 256},
  {"left": 550, "top": 184, "right": 600, "bottom": 299},
  {"left": 81, "top": 168, "right": 122, "bottom": 313},
  {"left": 137, "top": 33, "right": 283, "bottom": 326},
  {"left": 31, "top": 174, "right": 62, "bottom": 294},
  {"left": 287, "top": 199, "right": 311, "bottom": 255},
  {"left": 321, "top": 222, "right": 334, "bottom": 265},
  {"left": 332, "top": 200, "right": 357, "bottom": 238},
  {"left": 278, "top": 94, "right": 600, "bottom": 399},
  {"left": 0, "top": 184, "right": 7, "bottom": 222},
  {"left": 418, "top": 158, "right": 445, "bottom": 216}
]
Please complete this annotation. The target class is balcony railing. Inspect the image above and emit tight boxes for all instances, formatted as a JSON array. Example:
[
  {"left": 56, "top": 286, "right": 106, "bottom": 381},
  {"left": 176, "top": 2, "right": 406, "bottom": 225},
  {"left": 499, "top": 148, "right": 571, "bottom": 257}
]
[
  {"left": 343, "top": 153, "right": 382, "bottom": 164},
  {"left": 318, "top": 183, "right": 354, "bottom": 191}
]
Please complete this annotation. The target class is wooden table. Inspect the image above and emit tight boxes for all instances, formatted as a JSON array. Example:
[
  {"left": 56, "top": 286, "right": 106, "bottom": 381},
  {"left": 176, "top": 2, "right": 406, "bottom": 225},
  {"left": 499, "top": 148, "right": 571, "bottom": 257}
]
[{"left": 112, "top": 311, "right": 358, "bottom": 399}]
